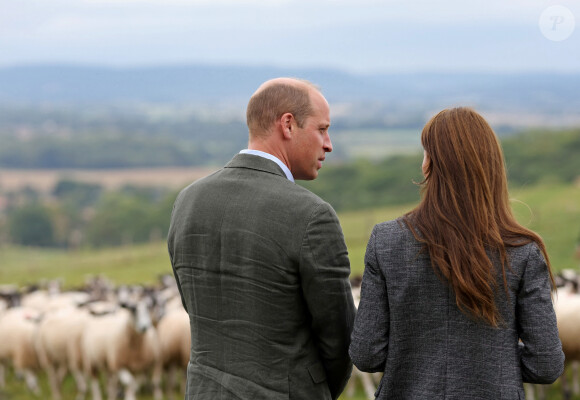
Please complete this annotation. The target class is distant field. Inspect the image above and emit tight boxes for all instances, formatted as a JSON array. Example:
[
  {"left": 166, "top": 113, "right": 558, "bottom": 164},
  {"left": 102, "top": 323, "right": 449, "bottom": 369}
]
[
  {"left": 1, "top": 182, "right": 578, "bottom": 288},
  {"left": 332, "top": 128, "right": 422, "bottom": 159},
  {"left": 341, "top": 182, "right": 580, "bottom": 276},
  {"left": 0, "top": 166, "right": 217, "bottom": 193},
  {"left": 0, "top": 129, "right": 421, "bottom": 193}
]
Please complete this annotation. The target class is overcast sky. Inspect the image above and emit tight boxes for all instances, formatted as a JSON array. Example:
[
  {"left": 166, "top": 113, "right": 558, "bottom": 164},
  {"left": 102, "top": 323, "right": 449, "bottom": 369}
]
[{"left": 1, "top": 0, "right": 578, "bottom": 73}]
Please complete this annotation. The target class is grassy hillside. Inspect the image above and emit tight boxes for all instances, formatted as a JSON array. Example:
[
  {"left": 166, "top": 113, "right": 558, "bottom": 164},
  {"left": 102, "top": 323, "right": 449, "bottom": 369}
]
[
  {"left": 1, "top": 182, "right": 578, "bottom": 288},
  {"left": 342, "top": 183, "right": 580, "bottom": 276}
]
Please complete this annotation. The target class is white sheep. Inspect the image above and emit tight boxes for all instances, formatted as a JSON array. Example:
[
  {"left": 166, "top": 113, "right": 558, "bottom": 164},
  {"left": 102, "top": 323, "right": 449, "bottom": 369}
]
[
  {"left": 0, "top": 307, "right": 42, "bottom": 395},
  {"left": 22, "top": 289, "right": 90, "bottom": 313},
  {"left": 0, "top": 285, "right": 21, "bottom": 314},
  {"left": 157, "top": 305, "right": 190, "bottom": 399},
  {"left": 553, "top": 285, "right": 580, "bottom": 400},
  {"left": 35, "top": 305, "right": 90, "bottom": 400},
  {"left": 0, "top": 299, "right": 7, "bottom": 317},
  {"left": 81, "top": 298, "right": 162, "bottom": 400}
]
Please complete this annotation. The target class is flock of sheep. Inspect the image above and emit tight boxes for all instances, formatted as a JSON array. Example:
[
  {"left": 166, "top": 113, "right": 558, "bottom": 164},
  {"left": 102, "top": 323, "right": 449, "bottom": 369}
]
[
  {"left": 2, "top": 268, "right": 580, "bottom": 400},
  {"left": 0, "top": 275, "right": 189, "bottom": 400},
  {"left": 0, "top": 274, "right": 377, "bottom": 400},
  {"left": 526, "top": 269, "right": 580, "bottom": 400}
]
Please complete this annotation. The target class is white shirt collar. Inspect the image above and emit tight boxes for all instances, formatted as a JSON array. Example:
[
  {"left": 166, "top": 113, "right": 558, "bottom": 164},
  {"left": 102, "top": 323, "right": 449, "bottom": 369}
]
[{"left": 239, "top": 149, "right": 294, "bottom": 182}]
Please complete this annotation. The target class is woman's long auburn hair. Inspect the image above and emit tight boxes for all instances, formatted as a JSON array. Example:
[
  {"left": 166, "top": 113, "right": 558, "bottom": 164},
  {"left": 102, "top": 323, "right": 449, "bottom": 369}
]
[{"left": 403, "top": 107, "right": 555, "bottom": 327}]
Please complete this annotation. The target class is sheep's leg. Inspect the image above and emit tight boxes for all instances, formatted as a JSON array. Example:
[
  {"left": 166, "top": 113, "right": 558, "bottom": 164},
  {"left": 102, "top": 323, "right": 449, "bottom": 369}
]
[
  {"left": 180, "top": 368, "right": 186, "bottom": 396},
  {"left": 107, "top": 370, "right": 119, "bottom": 400},
  {"left": 71, "top": 367, "right": 87, "bottom": 400},
  {"left": 524, "top": 383, "right": 535, "bottom": 400},
  {"left": 84, "top": 363, "right": 102, "bottom": 400},
  {"left": 0, "top": 363, "right": 5, "bottom": 388},
  {"left": 169, "top": 365, "right": 187, "bottom": 400},
  {"left": 135, "top": 374, "right": 146, "bottom": 400},
  {"left": 562, "top": 369, "right": 572, "bottom": 400},
  {"left": 344, "top": 371, "right": 356, "bottom": 398},
  {"left": 152, "top": 362, "right": 163, "bottom": 400},
  {"left": 37, "top": 340, "right": 61, "bottom": 400},
  {"left": 525, "top": 384, "right": 547, "bottom": 400},
  {"left": 23, "top": 369, "right": 40, "bottom": 396},
  {"left": 69, "top": 343, "right": 87, "bottom": 400},
  {"left": 359, "top": 371, "right": 377, "bottom": 400},
  {"left": 45, "top": 364, "right": 63, "bottom": 400},
  {"left": 56, "top": 364, "right": 68, "bottom": 383},
  {"left": 346, "top": 367, "right": 363, "bottom": 398},
  {"left": 118, "top": 369, "right": 136, "bottom": 400},
  {"left": 537, "top": 384, "right": 546, "bottom": 400},
  {"left": 90, "top": 375, "right": 102, "bottom": 400},
  {"left": 573, "top": 361, "right": 580, "bottom": 395},
  {"left": 166, "top": 366, "right": 177, "bottom": 400}
]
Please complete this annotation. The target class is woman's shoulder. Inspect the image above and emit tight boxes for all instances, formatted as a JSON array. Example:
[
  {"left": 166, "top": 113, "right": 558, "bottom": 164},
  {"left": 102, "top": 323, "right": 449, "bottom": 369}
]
[
  {"left": 507, "top": 240, "right": 545, "bottom": 265},
  {"left": 374, "top": 217, "right": 405, "bottom": 232},
  {"left": 372, "top": 217, "right": 416, "bottom": 243}
]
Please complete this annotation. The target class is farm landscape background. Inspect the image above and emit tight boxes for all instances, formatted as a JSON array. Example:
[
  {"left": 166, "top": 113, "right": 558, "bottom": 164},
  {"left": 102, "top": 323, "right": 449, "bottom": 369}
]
[{"left": 1, "top": 65, "right": 580, "bottom": 400}]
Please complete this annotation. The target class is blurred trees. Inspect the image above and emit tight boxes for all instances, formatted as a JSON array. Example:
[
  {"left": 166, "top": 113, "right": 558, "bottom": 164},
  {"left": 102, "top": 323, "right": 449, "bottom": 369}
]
[
  {"left": 0, "top": 105, "right": 247, "bottom": 169},
  {"left": 0, "top": 128, "right": 577, "bottom": 248},
  {"left": 302, "top": 129, "right": 580, "bottom": 210},
  {"left": 8, "top": 204, "right": 56, "bottom": 247},
  {"left": 85, "top": 187, "right": 174, "bottom": 247},
  {"left": 300, "top": 154, "right": 423, "bottom": 210},
  {"left": 1, "top": 181, "right": 176, "bottom": 248},
  {"left": 503, "top": 129, "right": 580, "bottom": 185},
  {"left": 0, "top": 136, "right": 216, "bottom": 169}
]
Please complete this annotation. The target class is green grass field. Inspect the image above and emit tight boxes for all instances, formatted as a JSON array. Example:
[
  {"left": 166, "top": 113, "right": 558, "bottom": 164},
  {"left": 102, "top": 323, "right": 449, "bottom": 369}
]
[
  {"left": 1, "top": 182, "right": 579, "bottom": 399},
  {"left": 0, "top": 369, "right": 378, "bottom": 400},
  {"left": 0, "top": 363, "right": 577, "bottom": 400},
  {"left": 3, "top": 182, "right": 578, "bottom": 287}
]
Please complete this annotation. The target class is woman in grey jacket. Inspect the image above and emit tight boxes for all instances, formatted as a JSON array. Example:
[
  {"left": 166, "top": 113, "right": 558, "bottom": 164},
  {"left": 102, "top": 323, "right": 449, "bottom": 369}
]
[{"left": 349, "top": 107, "right": 564, "bottom": 399}]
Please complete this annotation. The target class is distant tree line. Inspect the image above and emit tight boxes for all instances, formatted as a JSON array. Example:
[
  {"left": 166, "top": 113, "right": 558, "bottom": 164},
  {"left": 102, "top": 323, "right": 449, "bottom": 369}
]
[
  {"left": 0, "top": 105, "right": 249, "bottom": 168},
  {"left": 302, "top": 129, "right": 580, "bottom": 211},
  {"left": 0, "top": 104, "right": 428, "bottom": 169},
  {"left": 502, "top": 129, "right": 580, "bottom": 185},
  {"left": 0, "top": 129, "right": 577, "bottom": 248},
  {"left": 0, "top": 135, "right": 222, "bottom": 169},
  {"left": 300, "top": 154, "right": 424, "bottom": 210},
  {"left": 1, "top": 181, "right": 177, "bottom": 248}
]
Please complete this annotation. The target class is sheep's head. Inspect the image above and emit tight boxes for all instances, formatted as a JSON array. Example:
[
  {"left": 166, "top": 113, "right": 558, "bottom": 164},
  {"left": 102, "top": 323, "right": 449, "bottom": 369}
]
[{"left": 121, "top": 298, "right": 153, "bottom": 334}]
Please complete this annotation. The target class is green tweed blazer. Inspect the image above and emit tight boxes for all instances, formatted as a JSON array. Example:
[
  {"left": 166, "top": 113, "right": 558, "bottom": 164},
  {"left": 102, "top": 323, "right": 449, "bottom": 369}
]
[{"left": 168, "top": 153, "right": 356, "bottom": 400}]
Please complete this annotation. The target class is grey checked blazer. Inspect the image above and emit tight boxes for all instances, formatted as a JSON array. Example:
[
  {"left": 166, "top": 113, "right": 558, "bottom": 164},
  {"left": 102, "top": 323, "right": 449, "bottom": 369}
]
[
  {"left": 349, "top": 218, "right": 564, "bottom": 400},
  {"left": 168, "top": 154, "right": 356, "bottom": 400}
]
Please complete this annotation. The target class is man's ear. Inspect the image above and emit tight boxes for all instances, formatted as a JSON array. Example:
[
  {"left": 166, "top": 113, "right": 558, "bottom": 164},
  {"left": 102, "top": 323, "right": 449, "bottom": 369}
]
[{"left": 280, "top": 112, "right": 294, "bottom": 140}]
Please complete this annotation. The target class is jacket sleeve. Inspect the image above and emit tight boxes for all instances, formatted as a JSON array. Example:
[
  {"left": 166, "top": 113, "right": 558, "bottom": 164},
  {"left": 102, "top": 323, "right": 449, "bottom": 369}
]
[
  {"left": 349, "top": 225, "right": 389, "bottom": 373},
  {"left": 517, "top": 243, "right": 565, "bottom": 384},
  {"left": 299, "top": 202, "right": 356, "bottom": 400},
  {"left": 167, "top": 191, "right": 189, "bottom": 313}
]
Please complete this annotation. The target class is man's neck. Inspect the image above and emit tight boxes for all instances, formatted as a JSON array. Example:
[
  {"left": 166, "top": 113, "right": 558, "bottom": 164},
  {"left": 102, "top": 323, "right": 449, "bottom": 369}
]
[
  {"left": 241, "top": 148, "right": 294, "bottom": 182},
  {"left": 247, "top": 142, "right": 291, "bottom": 172}
]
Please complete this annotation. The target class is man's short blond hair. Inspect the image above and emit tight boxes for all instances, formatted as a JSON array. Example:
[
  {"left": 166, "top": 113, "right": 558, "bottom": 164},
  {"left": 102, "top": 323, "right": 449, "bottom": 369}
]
[{"left": 246, "top": 78, "right": 319, "bottom": 138}]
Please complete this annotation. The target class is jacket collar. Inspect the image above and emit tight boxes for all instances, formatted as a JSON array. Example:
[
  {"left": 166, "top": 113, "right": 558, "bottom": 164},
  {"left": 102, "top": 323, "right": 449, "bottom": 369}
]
[{"left": 225, "top": 153, "right": 288, "bottom": 180}]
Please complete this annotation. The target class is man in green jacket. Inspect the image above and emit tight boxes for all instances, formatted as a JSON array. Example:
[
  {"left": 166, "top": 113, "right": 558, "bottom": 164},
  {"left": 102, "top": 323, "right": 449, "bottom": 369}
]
[{"left": 168, "top": 77, "right": 355, "bottom": 400}]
